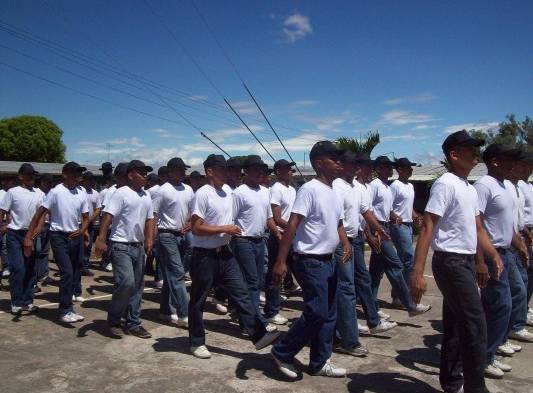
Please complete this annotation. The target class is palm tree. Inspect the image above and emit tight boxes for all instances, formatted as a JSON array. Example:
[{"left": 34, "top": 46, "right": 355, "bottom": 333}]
[{"left": 336, "top": 130, "right": 380, "bottom": 155}]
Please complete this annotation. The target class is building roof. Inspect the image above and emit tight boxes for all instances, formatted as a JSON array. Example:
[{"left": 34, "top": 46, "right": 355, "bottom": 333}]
[{"left": 0, "top": 161, "right": 101, "bottom": 176}]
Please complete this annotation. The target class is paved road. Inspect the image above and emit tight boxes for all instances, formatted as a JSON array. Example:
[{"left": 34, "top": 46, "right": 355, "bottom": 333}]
[{"left": 0, "top": 251, "right": 532, "bottom": 393}]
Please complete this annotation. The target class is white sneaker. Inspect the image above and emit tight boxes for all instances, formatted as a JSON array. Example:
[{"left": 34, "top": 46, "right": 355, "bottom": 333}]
[
  {"left": 493, "top": 359, "right": 512, "bottom": 372},
  {"left": 190, "top": 345, "right": 211, "bottom": 359},
  {"left": 105, "top": 263, "right": 113, "bottom": 272},
  {"left": 259, "top": 293, "right": 266, "bottom": 304},
  {"left": 497, "top": 342, "right": 515, "bottom": 356},
  {"left": 409, "top": 303, "right": 431, "bottom": 317},
  {"left": 159, "top": 313, "right": 179, "bottom": 323},
  {"left": 377, "top": 310, "right": 390, "bottom": 320},
  {"left": 271, "top": 350, "right": 299, "bottom": 379},
  {"left": 60, "top": 312, "right": 83, "bottom": 323},
  {"left": 509, "top": 328, "right": 533, "bottom": 342},
  {"left": 358, "top": 323, "right": 370, "bottom": 334},
  {"left": 11, "top": 305, "right": 22, "bottom": 314},
  {"left": 1, "top": 269, "right": 10, "bottom": 278},
  {"left": 72, "top": 295, "right": 85, "bottom": 302},
  {"left": 213, "top": 299, "right": 228, "bottom": 314},
  {"left": 72, "top": 312, "right": 84, "bottom": 322},
  {"left": 311, "top": 359, "right": 346, "bottom": 378},
  {"left": 484, "top": 362, "right": 504, "bottom": 378},
  {"left": 507, "top": 341, "right": 522, "bottom": 352},
  {"left": 268, "top": 313, "right": 288, "bottom": 325},
  {"left": 155, "top": 280, "right": 163, "bottom": 289},
  {"left": 527, "top": 314, "right": 533, "bottom": 327},
  {"left": 254, "top": 330, "right": 281, "bottom": 350},
  {"left": 176, "top": 317, "right": 188, "bottom": 328},
  {"left": 370, "top": 320, "right": 398, "bottom": 334},
  {"left": 280, "top": 294, "right": 288, "bottom": 302},
  {"left": 22, "top": 304, "right": 38, "bottom": 313}
]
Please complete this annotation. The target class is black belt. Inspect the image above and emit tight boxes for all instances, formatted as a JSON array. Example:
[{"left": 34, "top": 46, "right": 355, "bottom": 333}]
[
  {"left": 111, "top": 241, "right": 143, "bottom": 246},
  {"left": 7, "top": 228, "right": 28, "bottom": 234},
  {"left": 293, "top": 252, "right": 333, "bottom": 262},
  {"left": 495, "top": 246, "right": 510, "bottom": 253},
  {"left": 50, "top": 230, "right": 78, "bottom": 237},
  {"left": 158, "top": 228, "right": 183, "bottom": 236},
  {"left": 237, "top": 236, "right": 264, "bottom": 242}
]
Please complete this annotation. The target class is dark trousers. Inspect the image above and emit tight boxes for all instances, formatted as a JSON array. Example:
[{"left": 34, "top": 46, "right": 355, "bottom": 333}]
[
  {"left": 50, "top": 232, "right": 83, "bottom": 316},
  {"left": 188, "top": 246, "right": 267, "bottom": 347},
  {"left": 272, "top": 255, "right": 338, "bottom": 373},
  {"left": 7, "top": 230, "right": 37, "bottom": 307},
  {"left": 35, "top": 223, "right": 51, "bottom": 281},
  {"left": 82, "top": 225, "right": 95, "bottom": 271},
  {"left": 264, "top": 234, "right": 293, "bottom": 318},
  {"left": 432, "top": 252, "right": 487, "bottom": 393}
]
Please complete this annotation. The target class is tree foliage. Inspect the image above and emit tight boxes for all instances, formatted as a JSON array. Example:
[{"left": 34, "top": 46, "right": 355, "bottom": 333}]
[
  {"left": 336, "top": 130, "right": 380, "bottom": 155},
  {"left": 468, "top": 114, "right": 533, "bottom": 150},
  {"left": 0, "top": 115, "right": 66, "bottom": 162}
]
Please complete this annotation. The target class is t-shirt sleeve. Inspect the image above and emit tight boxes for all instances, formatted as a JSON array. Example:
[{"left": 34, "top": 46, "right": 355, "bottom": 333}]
[
  {"left": 191, "top": 192, "right": 207, "bottom": 220},
  {"left": 270, "top": 185, "right": 283, "bottom": 206},
  {"left": 425, "top": 181, "right": 449, "bottom": 217},
  {"left": 41, "top": 189, "right": 56, "bottom": 211},
  {"left": 232, "top": 191, "right": 243, "bottom": 220},
  {"left": 146, "top": 199, "right": 154, "bottom": 220},
  {"left": 291, "top": 186, "right": 313, "bottom": 218},
  {"left": 474, "top": 183, "right": 490, "bottom": 214},
  {"left": 103, "top": 192, "right": 123, "bottom": 217},
  {"left": 359, "top": 192, "right": 370, "bottom": 215},
  {"left": 0, "top": 190, "right": 12, "bottom": 212},
  {"left": 152, "top": 191, "right": 162, "bottom": 214},
  {"left": 80, "top": 195, "right": 89, "bottom": 214}
]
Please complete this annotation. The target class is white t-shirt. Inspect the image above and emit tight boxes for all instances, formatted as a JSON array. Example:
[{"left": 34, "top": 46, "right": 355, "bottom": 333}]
[
  {"left": 233, "top": 184, "right": 270, "bottom": 237},
  {"left": 148, "top": 184, "right": 161, "bottom": 200},
  {"left": 333, "top": 178, "right": 369, "bottom": 238},
  {"left": 353, "top": 179, "right": 372, "bottom": 231},
  {"left": 104, "top": 186, "right": 154, "bottom": 242},
  {"left": 42, "top": 184, "right": 89, "bottom": 232},
  {"left": 292, "top": 179, "right": 344, "bottom": 255},
  {"left": 191, "top": 184, "right": 233, "bottom": 248},
  {"left": 153, "top": 182, "right": 194, "bottom": 231},
  {"left": 369, "top": 178, "right": 393, "bottom": 222},
  {"left": 426, "top": 172, "right": 479, "bottom": 254},
  {"left": 0, "top": 190, "right": 6, "bottom": 205},
  {"left": 0, "top": 186, "right": 45, "bottom": 230},
  {"left": 474, "top": 175, "right": 514, "bottom": 248},
  {"left": 81, "top": 187, "right": 99, "bottom": 217},
  {"left": 518, "top": 180, "right": 533, "bottom": 227},
  {"left": 504, "top": 180, "right": 524, "bottom": 232},
  {"left": 269, "top": 182, "right": 297, "bottom": 223},
  {"left": 390, "top": 180, "right": 415, "bottom": 223},
  {"left": 101, "top": 185, "right": 117, "bottom": 208}
]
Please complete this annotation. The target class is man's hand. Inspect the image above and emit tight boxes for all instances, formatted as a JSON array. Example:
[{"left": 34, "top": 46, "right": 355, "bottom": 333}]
[
  {"left": 68, "top": 230, "right": 83, "bottom": 239},
  {"left": 272, "top": 260, "right": 287, "bottom": 287},
  {"left": 341, "top": 242, "right": 352, "bottom": 264},
  {"left": 376, "top": 226, "right": 391, "bottom": 242},
  {"left": 410, "top": 270, "right": 427, "bottom": 304},
  {"left": 145, "top": 239, "right": 154, "bottom": 256},
  {"left": 390, "top": 212, "right": 402, "bottom": 225},
  {"left": 492, "top": 253, "right": 504, "bottom": 281},
  {"left": 181, "top": 222, "right": 192, "bottom": 234},
  {"left": 367, "top": 233, "right": 381, "bottom": 254},
  {"left": 83, "top": 231, "right": 90, "bottom": 247},
  {"left": 476, "top": 261, "right": 489, "bottom": 288},
  {"left": 94, "top": 236, "right": 108, "bottom": 258},
  {"left": 23, "top": 236, "right": 34, "bottom": 258},
  {"left": 224, "top": 225, "right": 242, "bottom": 236},
  {"left": 517, "top": 245, "right": 530, "bottom": 268},
  {"left": 0, "top": 225, "right": 6, "bottom": 235}
]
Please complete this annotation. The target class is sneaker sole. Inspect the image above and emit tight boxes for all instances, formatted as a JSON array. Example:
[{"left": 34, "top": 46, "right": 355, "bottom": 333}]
[
  {"left": 270, "top": 352, "right": 298, "bottom": 379},
  {"left": 255, "top": 331, "right": 281, "bottom": 350}
]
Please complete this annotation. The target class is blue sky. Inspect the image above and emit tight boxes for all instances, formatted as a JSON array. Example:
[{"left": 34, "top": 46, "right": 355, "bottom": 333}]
[{"left": 1, "top": 0, "right": 532, "bottom": 168}]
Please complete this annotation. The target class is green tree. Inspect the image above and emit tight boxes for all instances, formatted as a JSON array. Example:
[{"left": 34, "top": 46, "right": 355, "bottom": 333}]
[
  {"left": 0, "top": 115, "right": 66, "bottom": 162},
  {"left": 468, "top": 114, "right": 532, "bottom": 150},
  {"left": 336, "top": 130, "right": 380, "bottom": 155}
]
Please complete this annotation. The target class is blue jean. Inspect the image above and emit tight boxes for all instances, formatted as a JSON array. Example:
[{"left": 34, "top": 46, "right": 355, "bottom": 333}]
[
  {"left": 145, "top": 238, "right": 162, "bottom": 281},
  {"left": 481, "top": 248, "right": 512, "bottom": 364},
  {"left": 508, "top": 250, "right": 528, "bottom": 333},
  {"left": 352, "top": 234, "right": 381, "bottom": 328},
  {"left": 264, "top": 234, "right": 293, "bottom": 318},
  {"left": 188, "top": 246, "right": 267, "bottom": 347},
  {"left": 7, "top": 230, "right": 37, "bottom": 307},
  {"left": 272, "top": 255, "right": 338, "bottom": 373},
  {"left": 35, "top": 223, "right": 50, "bottom": 280},
  {"left": 1, "top": 233, "right": 8, "bottom": 271},
  {"left": 334, "top": 242, "right": 360, "bottom": 349},
  {"left": 50, "top": 232, "right": 83, "bottom": 316},
  {"left": 369, "top": 223, "right": 416, "bottom": 311},
  {"left": 82, "top": 225, "right": 94, "bottom": 271},
  {"left": 108, "top": 242, "right": 145, "bottom": 329},
  {"left": 389, "top": 223, "right": 414, "bottom": 299},
  {"left": 157, "top": 232, "right": 189, "bottom": 318},
  {"left": 232, "top": 237, "right": 267, "bottom": 324},
  {"left": 183, "top": 231, "right": 193, "bottom": 273}
]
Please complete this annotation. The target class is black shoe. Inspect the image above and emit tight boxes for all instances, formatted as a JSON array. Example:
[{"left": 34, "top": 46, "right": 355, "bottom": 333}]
[
  {"left": 127, "top": 325, "right": 152, "bottom": 339},
  {"left": 108, "top": 324, "right": 124, "bottom": 339},
  {"left": 40, "top": 276, "right": 55, "bottom": 286},
  {"left": 33, "top": 285, "right": 42, "bottom": 294},
  {"left": 81, "top": 270, "right": 95, "bottom": 277}
]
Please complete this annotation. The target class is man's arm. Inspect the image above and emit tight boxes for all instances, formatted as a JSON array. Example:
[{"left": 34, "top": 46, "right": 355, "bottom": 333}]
[
  {"left": 475, "top": 214, "right": 503, "bottom": 280},
  {"left": 272, "top": 212, "right": 302, "bottom": 287},
  {"left": 70, "top": 212, "right": 89, "bottom": 239},
  {"left": 410, "top": 211, "right": 439, "bottom": 304},
  {"left": 512, "top": 231, "right": 529, "bottom": 267},
  {"left": 144, "top": 218, "right": 155, "bottom": 255},
  {"left": 94, "top": 212, "right": 113, "bottom": 256},
  {"left": 362, "top": 210, "right": 391, "bottom": 241},
  {"left": 271, "top": 204, "right": 288, "bottom": 229},
  {"left": 23, "top": 206, "right": 49, "bottom": 257},
  {"left": 191, "top": 215, "right": 241, "bottom": 237},
  {"left": 337, "top": 221, "right": 352, "bottom": 263},
  {"left": 267, "top": 217, "right": 281, "bottom": 241}
]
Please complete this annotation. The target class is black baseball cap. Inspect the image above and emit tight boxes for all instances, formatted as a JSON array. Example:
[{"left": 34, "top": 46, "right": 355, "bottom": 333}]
[
  {"left": 99, "top": 162, "right": 113, "bottom": 171},
  {"left": 517, "top": 150, "right": 533, "bottom": 163},
  {"left": 309, "top": 141, "right": 344, "bottom": 161},
  {"left": 114, "top": 162, "right": 128, "bottom": 177},
  {"left": 355, "top": 154, "right": 373, "bottom": 166},
  {"left": 373, "top": 156, "right": 394, "bottom": 167},
  {"left": 482, "top": 143, "right": 521, "bottom": 162},
  {"left": 127, "top": 160, "right": 153, "bottom": 173},
  {"left": 339, "top": 151, "right": 359, "bottom": 164},
  {"left": 204, "top": 154, "right": 227, "bottom": 169},
  {"left": 442, "top": 130, "right": 485, "bottom": 155},
  {"left": 146, "top": 173, "right": 158, "bottom": 182},
  {"left": 243, "top": 155, "right": 268, "bottom": 168},
  {"left": 18, "top": 163, "right": 38, "bottom": 175},
  {"left": 158, "top": 166, "right": 169, "bottom": 176},
  {"left": 167, "top": 157, "right": 190, "bottom": 170},
  {"left": 227, "top": 156, "right": 243, "bottom": 168},
  {"left": 82, "top": 171, "right": 94, "bottom": 179},
  {"left": 189, "top": 170, "right": 204, "bottom": 179},
  {"left": 394, "top": 157, "right": 417, "bottom": 168},
  {"left": 62, "top": 161, "right": 87, "bottom": 173},
  {"left": 273, "top": 159, "right": 296, "bottom": 170}
]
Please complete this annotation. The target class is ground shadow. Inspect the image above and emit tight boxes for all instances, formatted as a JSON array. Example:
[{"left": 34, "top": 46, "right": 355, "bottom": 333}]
[
  {"left": 77, "top": 318, "right": 118, "bottom": 339},
  {"left": 347, "top": 371, "right": 440, "bottom": 393},
  {"left": 395, "top": 347, "right": 440, "bottom": 377}
]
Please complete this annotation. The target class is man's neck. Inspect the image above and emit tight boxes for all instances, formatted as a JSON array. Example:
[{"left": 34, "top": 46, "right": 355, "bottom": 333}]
[
  {"left": 244, "top": 179, "right": 260, "bottom": 189},
  {"left": 278, "top": 178, "right": 290, "bottom": 187},
  {"left": 169, "top": 179, "right": 182, "bottom": 187},
  {"left": 398, "top": 176, "right": 409, "bottom": 184},
  {"left": 208, "top": 179, "right": 223, "bottom": 190},
  {"left": 449, "top": 166, "right": 471, "bottom": 179},
  {"left": 378, "top": 175, "right": 389, "bottom": 183},
  {"left": 355, "top": 176, "right": 366, "bottom": 185},
  {"left": 487, "top": 169, "right": 505, "bottom": 183},
  {"left": 316, "top": 173, "right": 333, "bottom": 187},
  {"left": 341, "top": 174, "right": 354, "bottom": 184},
  {"left": 63, "top": 182, "right": 76, "bottom": 190}
]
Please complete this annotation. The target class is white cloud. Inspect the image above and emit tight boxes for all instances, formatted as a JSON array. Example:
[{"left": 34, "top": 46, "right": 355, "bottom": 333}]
[
  {"left": 205, "top": 125, "right": 264, "bottom": 142},
  {"left": 188, "top": 95, "right": 208, "bottom": 102},
  {"left": 414, "top": 151, "right": 443, "bottom": 166},
  {"left": 151, "top": 128, "right": 183, "bottom": 139},
  {"left": 378, "top": 110, "right": 438, "bottom": 126},
  {"left": 231, "top": 101, "right": 260, "bottom": 116},
  {"left": 282, "top": 13, "right": 313, "bottom": 43},
  {"left": 291, "top": 99, "right": 318, "bottom": 107},
  {"left": 384, "top": 93, "right": 436, "bottom": 106},
  {"left": 443, "top": 121, "right": 498, "bottom": 134},
  {"left": 381, "top": 133, "right": 429, "bottom": 142},
  {"left": 413, "top": 124, "right": 437, "bottom": 130},
  {"left": 298, "top": 111, "right": 355, "bottom": 132}
]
